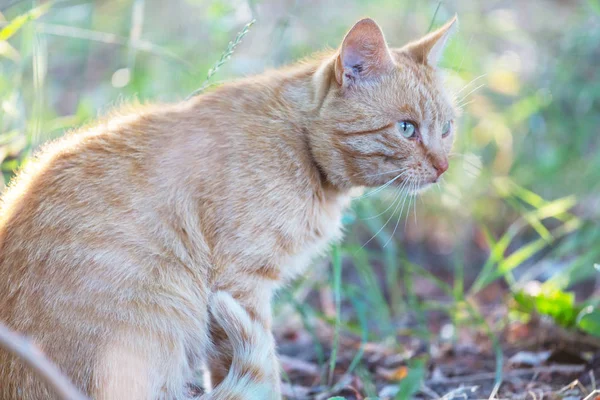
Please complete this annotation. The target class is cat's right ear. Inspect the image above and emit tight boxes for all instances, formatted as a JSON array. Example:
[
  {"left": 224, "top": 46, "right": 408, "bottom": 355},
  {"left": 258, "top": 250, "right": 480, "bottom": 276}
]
[
  {"left": 334, "top": 18, "right": 395, "bottom": 88},
  {"left": 399, "top": 15, "right": 458, "bottom": 66}
]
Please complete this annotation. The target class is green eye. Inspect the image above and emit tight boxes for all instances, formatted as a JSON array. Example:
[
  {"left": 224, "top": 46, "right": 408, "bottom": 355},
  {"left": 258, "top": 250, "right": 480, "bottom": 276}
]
[
  {"left": 442, "top": 120, "right": 452, "bottom": 137},
  {"left": 397, "top": 121, "right": 416, "bottom": 138}
]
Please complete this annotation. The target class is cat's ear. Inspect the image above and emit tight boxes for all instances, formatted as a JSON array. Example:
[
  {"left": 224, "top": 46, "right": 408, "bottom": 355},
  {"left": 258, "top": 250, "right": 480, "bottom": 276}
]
[
  {"left": 334, "top": 18, "right": 395, "bottom": 87},
  {"left": 400, "top": 15, "right": 458, "bottom": 66}
]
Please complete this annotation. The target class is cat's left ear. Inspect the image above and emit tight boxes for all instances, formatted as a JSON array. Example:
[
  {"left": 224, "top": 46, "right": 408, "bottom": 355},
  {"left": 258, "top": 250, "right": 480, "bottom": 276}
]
[
  {"left": 334, "top": 18, "right": 395, "bottom": 87},
  {"left": 400, "top": 15, "right": 458, "bottom": 66}
]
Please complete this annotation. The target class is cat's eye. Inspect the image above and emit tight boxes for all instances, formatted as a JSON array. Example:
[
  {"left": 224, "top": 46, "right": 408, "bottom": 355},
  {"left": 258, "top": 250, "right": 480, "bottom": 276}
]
[
  {"left": 397, "top": 121, "right": 416, "bottom": 138},
  {"left": 442, "top": 120, "right": 452, "bottom": 138}
]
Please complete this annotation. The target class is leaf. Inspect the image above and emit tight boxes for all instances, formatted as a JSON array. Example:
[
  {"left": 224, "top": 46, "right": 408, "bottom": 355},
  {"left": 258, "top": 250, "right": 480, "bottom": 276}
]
[
  {"left": 577, "top": 306, "right": 600, "bottom": 337},
  {"left": 513, "top": 290, "right": 536, "bottom": 313},
  {"left": 378, "top": 366, "right": 408, "bottom": 381},
  {"left": 513, "top": 286, "right": 581, "bottom": 328},
  {"left": 534, "top": 289, "right": 579, "bottom": 327},
  {"left": 0, "top": 2, "right": 53, "bottom": 42},
  {"left": 395, "top": 358, "right": 426, "bottom": 400}
]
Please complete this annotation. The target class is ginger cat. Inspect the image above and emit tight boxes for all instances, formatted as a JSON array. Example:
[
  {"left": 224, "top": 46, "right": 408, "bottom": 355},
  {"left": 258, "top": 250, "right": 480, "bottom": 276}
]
[{"left": 0, "top": 16, "right": 458, "bottom": 399}]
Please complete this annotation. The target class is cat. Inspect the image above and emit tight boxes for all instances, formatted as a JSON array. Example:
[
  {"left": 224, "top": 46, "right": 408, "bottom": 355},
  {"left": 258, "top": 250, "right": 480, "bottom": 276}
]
[{"left": 0, "top": 15, "right": 458, "bottom": 400}]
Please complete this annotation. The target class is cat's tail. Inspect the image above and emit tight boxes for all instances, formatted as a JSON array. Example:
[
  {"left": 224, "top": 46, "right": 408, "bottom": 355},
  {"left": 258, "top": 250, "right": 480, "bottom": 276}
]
[{"left": 201, "top": 291, "right": 277, "bottom": 400}]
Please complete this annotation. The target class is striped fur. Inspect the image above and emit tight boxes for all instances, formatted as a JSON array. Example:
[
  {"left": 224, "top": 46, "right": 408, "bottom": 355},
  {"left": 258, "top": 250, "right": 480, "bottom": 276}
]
[{"left": 201, "top": 292, "right": 278, "bottom": 400}]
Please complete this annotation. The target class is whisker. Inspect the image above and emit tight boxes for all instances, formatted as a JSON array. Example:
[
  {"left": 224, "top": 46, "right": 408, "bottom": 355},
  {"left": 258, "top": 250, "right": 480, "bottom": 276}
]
[
  {"left": 383, "top": 177, "right": 413, "bottom": 248},
  {"left": 453, "top": 73, "right": 487, "bottom": 98},
  {"left": 361, "top": 180, "right": 409, "bottom": 221},
  {"left": 405, "top": 181, "right": 415, "bottom": 230},
  {"left": 362, "top": 167, "right": 408, "bottom": 178},
  {"left": 354, "top": 171, "right": 409, "bottom": 200},
  {"left": 358, "top": 180, "right": 408, "bottom": 251},
  {"left": 457, "top": 99, "right": 475, "bottom": 109},
  {"left": 413, "top": 178, "right": 419, "bottom": 226},
  {"left": 456, "top": 83, "right": 485, "bottom": 105}
]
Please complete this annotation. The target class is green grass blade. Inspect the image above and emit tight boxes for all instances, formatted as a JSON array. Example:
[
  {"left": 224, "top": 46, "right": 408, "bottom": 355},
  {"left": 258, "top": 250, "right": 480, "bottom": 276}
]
[
  {"left": 0, "top": 2, "right": 53, "bottom": 41},
  {"left": 327, "top": 243, "right": 343, "bottom": 386}
]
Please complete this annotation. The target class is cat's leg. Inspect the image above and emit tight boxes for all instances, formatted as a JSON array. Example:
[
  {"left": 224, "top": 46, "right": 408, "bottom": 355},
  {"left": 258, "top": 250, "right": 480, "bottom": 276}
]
[
  {"left": 93, "top": 328, "right": 199, "bottom": 400},
  {"left": 203, "top": 291, "right": 280, "bottom": 400}
]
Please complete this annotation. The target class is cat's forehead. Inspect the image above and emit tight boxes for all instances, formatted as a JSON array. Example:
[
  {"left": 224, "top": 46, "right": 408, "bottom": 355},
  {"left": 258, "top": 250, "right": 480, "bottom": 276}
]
[
  {"left": 340, "top": 61, "right": 455, "bottom": 124},
  {"left": 389, "top": 60, "right": 455, "bottom": 122}
]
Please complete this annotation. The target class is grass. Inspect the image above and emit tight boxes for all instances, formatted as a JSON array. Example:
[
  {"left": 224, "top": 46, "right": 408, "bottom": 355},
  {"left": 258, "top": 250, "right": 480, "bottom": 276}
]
[{"left": 1, "top": 0, "right": 599, "bottom": 398}]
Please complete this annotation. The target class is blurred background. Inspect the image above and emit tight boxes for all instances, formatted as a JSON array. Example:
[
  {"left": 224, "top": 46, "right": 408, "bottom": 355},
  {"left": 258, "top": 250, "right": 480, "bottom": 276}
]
[{"left": 1, "top": 0, "right": 599, "bottom": 398}]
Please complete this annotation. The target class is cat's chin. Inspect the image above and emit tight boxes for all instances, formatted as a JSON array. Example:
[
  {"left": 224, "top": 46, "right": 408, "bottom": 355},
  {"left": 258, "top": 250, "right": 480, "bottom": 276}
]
[{"left": 411, "top": 182, "right": 434, "bottom": 194}]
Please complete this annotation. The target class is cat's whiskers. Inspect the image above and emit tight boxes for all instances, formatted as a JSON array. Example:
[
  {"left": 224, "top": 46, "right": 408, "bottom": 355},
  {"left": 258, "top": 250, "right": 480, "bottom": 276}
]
[
  {"left": 413, "top": 178, "right": 420, "bottom": 226},
  {"left": 453, "top": 73, "right": 487, "bottom": 99},
  {"left": 383, "top": 177, "right": 413, "bottom": 248},
  {"left": 436, "top": 175, "right": 453, "bottom": 194},
  {"left": 456, "top": 83, "right": 485, "bottom": 106},
  {"left": 358, "top": 178, "right": 410, "bottom": 250},
  {"left": 363, "top": 167, "right": 408, "bottom": 178},
  {"left": 362, "top": 178, "right": 410, "bottom": 221},
  {"left": 354, "top": 170, "right": 410, "bottom": 200},
  {"left": 457, "top": 99, "right": 475, "bottom": 110},
  {"left": 404, "top": 180, "right": 415, "bottom": 230}
]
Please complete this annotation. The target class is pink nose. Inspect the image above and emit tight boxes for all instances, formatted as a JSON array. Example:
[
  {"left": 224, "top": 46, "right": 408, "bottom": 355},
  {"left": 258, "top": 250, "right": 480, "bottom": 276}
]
[{"left": 433, "top": 158, "right": 449, "bottom": 176}]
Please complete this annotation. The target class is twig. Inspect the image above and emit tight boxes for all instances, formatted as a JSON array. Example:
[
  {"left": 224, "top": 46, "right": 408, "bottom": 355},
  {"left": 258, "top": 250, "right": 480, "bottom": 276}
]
[
  {"left": 420, "top": 383, "right": 441, "bottom": 399},
  {"left": 518, "top": 321, "right": 600, "bottom": 351},
  {"left": 583, "top": 390, "right": 600, "bottom": 400},
  {"left": 440, "top": 385, "right": 479, "bottom": 400},
  {"left": 488, "top": 380, "right": 501, "bottom": 399},
  {"left": 0, "top": 322, "right": 87, "bottom": 400},
  {"left": 558, "top": 379, "right": 588, "bottom": 395},
  {"left": 279, "top": 354, "right": 321, "bottom": 377},
  {"left": 187, "top": 19, "right": 255, "bottom": 99},
  {"left": 429, "top": 364, "right": 586, "bottom": 385}
]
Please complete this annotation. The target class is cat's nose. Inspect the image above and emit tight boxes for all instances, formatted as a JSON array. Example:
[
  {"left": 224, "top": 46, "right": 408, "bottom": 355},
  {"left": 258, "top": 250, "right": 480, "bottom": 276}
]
[{"left": 433, "top": 158, "right": 449, "bottom": 177}]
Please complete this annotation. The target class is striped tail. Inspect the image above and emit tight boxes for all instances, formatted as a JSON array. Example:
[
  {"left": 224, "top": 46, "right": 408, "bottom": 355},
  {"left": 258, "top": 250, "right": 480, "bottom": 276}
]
[{"left": 201, "top": 292, "right": 279, "bottom": 400}]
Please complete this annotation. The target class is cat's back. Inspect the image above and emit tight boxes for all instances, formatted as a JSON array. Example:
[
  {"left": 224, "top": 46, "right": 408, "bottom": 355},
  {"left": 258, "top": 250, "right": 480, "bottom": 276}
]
[
  {"left": 0, "top": 103, "right": 213, "bottom": 398},
  {"left": 0, "top": 102, "right": 210, "bottom": 316},
  {"left": 0, "top": 105, "right": 159, "bottom": 249}
]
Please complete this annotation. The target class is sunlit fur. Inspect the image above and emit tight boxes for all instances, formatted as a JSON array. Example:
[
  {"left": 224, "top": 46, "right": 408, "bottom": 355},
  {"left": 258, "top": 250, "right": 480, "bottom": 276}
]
[{"left": 0, "top": 17, "right": 457, "bottom": 399}]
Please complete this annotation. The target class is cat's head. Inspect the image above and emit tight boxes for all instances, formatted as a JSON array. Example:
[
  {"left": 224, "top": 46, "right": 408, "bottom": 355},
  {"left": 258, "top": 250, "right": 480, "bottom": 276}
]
[{"left": 311, "top": 16, "right": 458, "bottom": 192}]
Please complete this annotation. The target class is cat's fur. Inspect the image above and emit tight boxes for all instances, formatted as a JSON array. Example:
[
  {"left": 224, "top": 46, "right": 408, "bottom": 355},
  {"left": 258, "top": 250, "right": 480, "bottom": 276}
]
[{"left": 0, "top": 17, "right": 457, "bottom": 399}]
